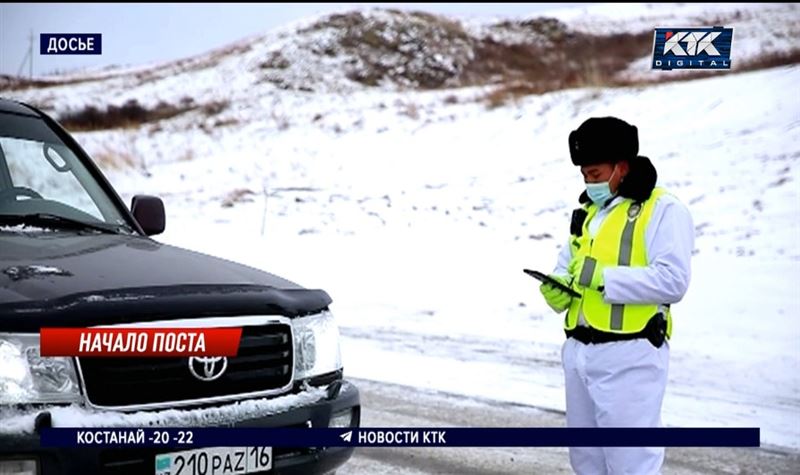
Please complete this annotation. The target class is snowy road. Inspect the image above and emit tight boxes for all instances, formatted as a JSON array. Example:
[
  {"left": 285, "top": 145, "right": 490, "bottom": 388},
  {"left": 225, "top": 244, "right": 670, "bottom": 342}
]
[{"left": 341, "top": 379, "right": 800, "bottom": 474}]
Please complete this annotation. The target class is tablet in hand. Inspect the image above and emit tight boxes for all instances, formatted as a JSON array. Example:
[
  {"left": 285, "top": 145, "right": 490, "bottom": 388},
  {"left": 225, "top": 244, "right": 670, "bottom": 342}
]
[{"left": 523, "top": 269, "right": 582, "bottom": 298}]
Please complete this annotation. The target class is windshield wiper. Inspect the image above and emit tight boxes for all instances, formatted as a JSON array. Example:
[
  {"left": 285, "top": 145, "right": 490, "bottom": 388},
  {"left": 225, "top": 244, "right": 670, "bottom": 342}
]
[{"left": 0, "top": 213, "right": 128, "bottom": 235}]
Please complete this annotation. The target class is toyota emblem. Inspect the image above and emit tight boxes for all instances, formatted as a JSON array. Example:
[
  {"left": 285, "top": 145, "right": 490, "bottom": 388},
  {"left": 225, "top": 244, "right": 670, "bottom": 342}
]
[{"left": 188, "top": 356, "right": 228, "bottom": 382}]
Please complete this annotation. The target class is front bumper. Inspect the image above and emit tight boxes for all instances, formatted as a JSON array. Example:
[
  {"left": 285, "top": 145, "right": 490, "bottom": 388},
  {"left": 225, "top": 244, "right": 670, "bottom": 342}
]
[{"left": 0, "top": 381, "right": 360, "bottom": 475}]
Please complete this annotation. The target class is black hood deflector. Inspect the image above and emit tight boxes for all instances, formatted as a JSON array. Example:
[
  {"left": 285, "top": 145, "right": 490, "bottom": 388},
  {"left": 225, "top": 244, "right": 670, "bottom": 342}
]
[
  {"left": 0, "top": 284, "right": 332, "bottom": 332},
  {"left": 0, "top": 233, "right": 332, "bottom": 331}
]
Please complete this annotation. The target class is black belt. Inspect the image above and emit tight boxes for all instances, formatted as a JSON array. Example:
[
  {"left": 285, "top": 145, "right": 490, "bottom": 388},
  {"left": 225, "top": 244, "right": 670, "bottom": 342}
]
[
  {"left": 565, "top": 314, "right": 667, "bottom": 348},
  {"left": 565, "top": 326, "right": 646, "bottom": 344}
]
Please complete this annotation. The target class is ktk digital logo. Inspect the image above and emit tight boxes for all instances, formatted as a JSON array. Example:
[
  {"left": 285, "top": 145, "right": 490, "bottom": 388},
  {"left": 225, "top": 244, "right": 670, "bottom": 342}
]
[{"left": 652, "top": 27, "right": 733, "bottom": 70}]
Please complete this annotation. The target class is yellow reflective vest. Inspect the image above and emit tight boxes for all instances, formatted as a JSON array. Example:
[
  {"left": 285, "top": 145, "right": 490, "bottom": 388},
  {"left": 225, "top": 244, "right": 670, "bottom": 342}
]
[{"left": 565, "top": 187, "right": 673, "bottom": 337}]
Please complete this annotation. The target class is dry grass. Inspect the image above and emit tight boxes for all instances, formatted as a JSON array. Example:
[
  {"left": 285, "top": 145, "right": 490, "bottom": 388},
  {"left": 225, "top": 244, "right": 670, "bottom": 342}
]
[
  {"left": 271, "top": 110, "right": 291, "bottom": 131},
  {"left": 58, "top": 99, "right": 194, "bottom": 132},
  {"left": 0, "top": 74, "right": 100, "bottom": 91},
  {"left": 57, "top": 98, "right": 231, "bottom": 132},
  {"left": 212, "top": 117, "right": 240, "bottom": 128},
  {"left": 611, "top": 49, "right": 800, "bottom": 89},
  {"left": 259, "top": 51, "right": 291, "bottom": 70},
  {"left": 221, "top": 188, "right": 256, "bottom": 208},
  {"left": 202, "top": 100, "right": 230, "bottom": 116},
  {"left": 400, "top": 102, "right": 420, "bottom": 120},
  {"left": 443, "top": 94, "right": 459, "bottom": 105},
  {"left": 739, "top": 49, "right": 800, "bottom": 71},
  {"left": 478, "top": 29, "right": 653, "bottom": 107},
  {"left": 484, "top": 43, "right": 800, "bottom": 107},
  {"left": 176, "top": 148, "right": 195, "bottom": 162},
  {"left": 90, "top": 144, "right": 140, "bottom": 171},
  {"left": 485, "top": 82, "right": 552, "bottom": 109}
]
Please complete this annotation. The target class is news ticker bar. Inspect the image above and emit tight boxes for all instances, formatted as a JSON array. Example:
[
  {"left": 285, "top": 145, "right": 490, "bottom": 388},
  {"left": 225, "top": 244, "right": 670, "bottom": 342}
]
[{"left": 41, "top": 428, "right": 760, "bottom": 448}]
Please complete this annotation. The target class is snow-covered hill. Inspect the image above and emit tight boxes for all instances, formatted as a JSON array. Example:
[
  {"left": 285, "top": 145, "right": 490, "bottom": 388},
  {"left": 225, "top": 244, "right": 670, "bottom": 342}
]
[
  {"left": 2, "top": 3, "right": 799, "bottom": 450},
  {"left": 5, "top": 4, "right": 799, "bottom": 102}
]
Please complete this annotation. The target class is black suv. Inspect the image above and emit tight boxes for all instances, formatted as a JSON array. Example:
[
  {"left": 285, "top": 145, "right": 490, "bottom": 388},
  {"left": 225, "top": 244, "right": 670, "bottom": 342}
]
[{"left": 0, "top": 98, "right": 359, "bottom": 475}]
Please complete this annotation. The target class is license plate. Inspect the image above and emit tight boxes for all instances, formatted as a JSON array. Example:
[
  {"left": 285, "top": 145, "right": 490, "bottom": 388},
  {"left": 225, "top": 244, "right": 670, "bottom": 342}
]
[{"left": 155, "top": 447, "right": 272, "bottom": 475}]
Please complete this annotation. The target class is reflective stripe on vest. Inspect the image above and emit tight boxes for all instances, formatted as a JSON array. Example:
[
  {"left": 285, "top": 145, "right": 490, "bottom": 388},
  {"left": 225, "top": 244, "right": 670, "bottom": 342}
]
[
  {"left": 565, "top": 188, "right": 673, "bottom": 336},
  {"left": 610, "top": 214, "right": 637, "bottom": 330}
]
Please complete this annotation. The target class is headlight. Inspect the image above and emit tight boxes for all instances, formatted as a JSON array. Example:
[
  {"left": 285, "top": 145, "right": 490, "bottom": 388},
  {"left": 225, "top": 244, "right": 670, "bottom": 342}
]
[
  {"left": 291, "top": 310, "right": 342, "bottom": 380},
  {"left": 0, "top": 334, "right": 82, "bottom": 404}
]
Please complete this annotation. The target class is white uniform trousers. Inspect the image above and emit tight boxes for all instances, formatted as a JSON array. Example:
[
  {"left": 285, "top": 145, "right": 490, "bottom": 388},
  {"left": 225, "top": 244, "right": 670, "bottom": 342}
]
[{"left": 562, "top": 337, "right": 669, "bottom": 475}]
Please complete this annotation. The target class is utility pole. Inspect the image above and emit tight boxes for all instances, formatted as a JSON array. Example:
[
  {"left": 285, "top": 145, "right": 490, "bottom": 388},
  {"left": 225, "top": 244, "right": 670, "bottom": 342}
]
[
  {"left": 16, "top": 29, "right": 34, "bottom": 78},
  {"left": 29, "top": 29, "right": 33, "bottom": 78}
]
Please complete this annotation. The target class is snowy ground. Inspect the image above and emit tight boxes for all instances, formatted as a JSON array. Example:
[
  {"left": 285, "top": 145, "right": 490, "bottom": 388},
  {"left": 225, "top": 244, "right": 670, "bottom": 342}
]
[
  {"left": 344, "top": 378, "right": 800, "bottom": 474},
  {"left": 4, "top": 2, "right": 799, "bottom": 452},
  {"left": 89, "top": 65, "right": 800, "bottom": 449}
]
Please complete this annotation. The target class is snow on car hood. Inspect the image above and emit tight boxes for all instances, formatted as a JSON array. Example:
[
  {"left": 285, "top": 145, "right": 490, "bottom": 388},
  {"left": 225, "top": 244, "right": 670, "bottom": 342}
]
[{"left": 0, "top": 386, "right": 329, "bottom": 434}]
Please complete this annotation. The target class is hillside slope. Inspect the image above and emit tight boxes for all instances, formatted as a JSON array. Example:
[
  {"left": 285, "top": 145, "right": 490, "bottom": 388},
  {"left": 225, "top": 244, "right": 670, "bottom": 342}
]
[{"left": 1, "top": 3, "right": 799, "bottom": 450}]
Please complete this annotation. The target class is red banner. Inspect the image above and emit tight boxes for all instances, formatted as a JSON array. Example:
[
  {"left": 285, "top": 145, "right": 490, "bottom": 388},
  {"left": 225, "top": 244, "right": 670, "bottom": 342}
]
[{"left": 40, "top": 328, "right": 242, "bottom": 357}]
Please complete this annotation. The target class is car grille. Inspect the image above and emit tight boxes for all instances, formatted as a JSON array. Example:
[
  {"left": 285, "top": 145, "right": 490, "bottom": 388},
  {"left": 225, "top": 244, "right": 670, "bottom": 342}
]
[{"left": 77, "top": 323, "right": 293, "bottom": 408}]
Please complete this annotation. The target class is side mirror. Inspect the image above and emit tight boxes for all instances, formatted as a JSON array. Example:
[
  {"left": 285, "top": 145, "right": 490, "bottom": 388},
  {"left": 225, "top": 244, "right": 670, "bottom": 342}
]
[{"left": 131, "top": 195, "right": 165, "bottom": 236}]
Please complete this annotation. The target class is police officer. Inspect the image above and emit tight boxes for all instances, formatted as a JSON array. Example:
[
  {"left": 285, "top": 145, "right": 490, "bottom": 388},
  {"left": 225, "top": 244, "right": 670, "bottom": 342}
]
[{"left": 539, "top": 117, "right": 694, "bottom": 474}]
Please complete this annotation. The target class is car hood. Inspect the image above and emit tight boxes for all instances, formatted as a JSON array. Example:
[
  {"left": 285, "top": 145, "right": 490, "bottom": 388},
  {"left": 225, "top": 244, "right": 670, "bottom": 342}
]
[{"left": 0, "top": 231, "right": 332, "bottom": 330}]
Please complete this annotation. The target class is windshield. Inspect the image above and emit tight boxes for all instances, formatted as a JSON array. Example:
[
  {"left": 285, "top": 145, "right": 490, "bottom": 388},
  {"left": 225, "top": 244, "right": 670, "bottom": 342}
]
[{"left": 0, "top": 112, "right": 131, "bottom": 232}]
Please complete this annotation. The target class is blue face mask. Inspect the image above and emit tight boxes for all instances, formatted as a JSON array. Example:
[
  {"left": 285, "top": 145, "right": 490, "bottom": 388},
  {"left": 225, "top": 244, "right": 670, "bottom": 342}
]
[{"left": 585, "top": 166, "right": 618, "bottom": 205}]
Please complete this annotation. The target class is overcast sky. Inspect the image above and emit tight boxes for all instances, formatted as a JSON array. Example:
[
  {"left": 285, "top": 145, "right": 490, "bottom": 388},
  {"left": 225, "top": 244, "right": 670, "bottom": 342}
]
[{"left": 0, "top": 3, "right": 578, "bottom": 77}]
